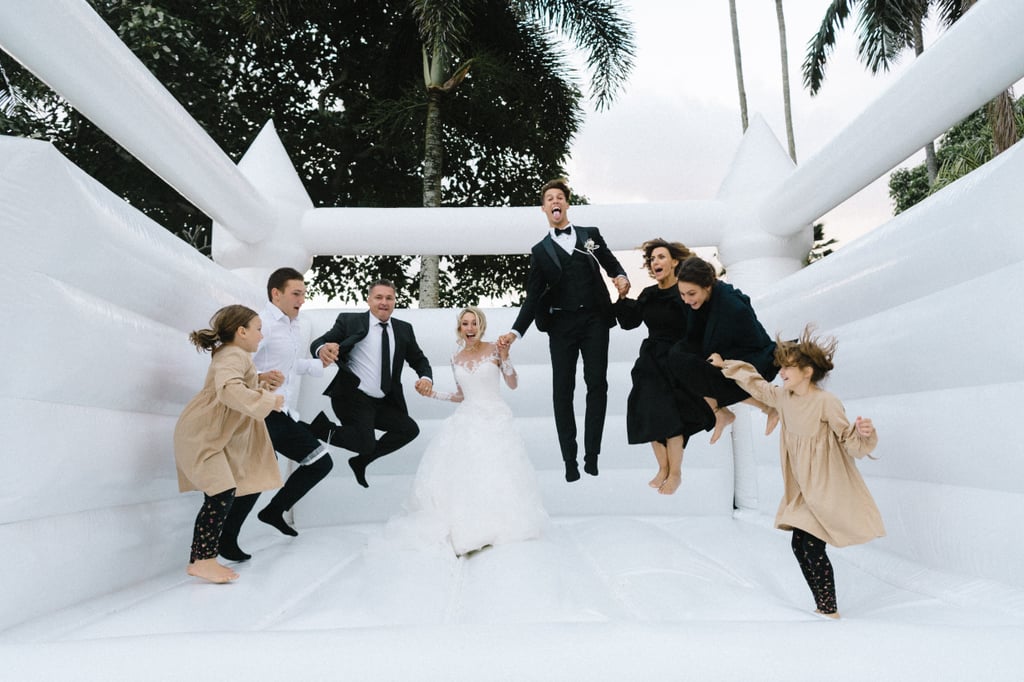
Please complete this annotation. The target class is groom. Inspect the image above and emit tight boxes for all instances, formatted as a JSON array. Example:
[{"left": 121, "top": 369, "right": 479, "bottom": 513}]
[{"left": 499, "top": 179, "right": 629, "bottom": 482}]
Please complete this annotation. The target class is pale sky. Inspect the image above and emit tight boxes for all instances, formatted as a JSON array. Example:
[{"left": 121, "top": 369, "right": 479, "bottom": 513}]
[{"left": 564, "top": 0, "right": 940, "bottom": 250}]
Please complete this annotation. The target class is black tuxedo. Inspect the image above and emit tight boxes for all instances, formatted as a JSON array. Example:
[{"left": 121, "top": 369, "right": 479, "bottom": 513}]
[
  {"left": 512, "top": 226, "right": 627, "bottom": 468},
  {"left": 310, "top": 311, "right": 432, "bottom": 469}
]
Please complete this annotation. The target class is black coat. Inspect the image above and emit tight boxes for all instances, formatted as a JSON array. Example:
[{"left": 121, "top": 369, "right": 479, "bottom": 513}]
[
  {"left": 686, "top": 281, "right": 777, "bottom": 380},
  {"left": 310, "top": 311, "right": 433, "bottom": 414}
]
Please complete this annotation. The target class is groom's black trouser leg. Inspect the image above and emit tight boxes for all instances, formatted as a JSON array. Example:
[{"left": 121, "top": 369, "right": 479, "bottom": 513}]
[
  {"left": 578, "top": 312, "right": 610, "bottom": 458},
  {"left": 549, "top": 313, "right": 580, "bottom": 463},
  {"left": 548, "top": 310, "right": 609, "bottom": 463}
]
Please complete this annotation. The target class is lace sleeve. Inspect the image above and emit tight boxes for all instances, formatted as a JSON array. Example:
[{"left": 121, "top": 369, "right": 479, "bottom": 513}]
[{"left": 427, "top": 353, "right": 464, "bottom": 402}]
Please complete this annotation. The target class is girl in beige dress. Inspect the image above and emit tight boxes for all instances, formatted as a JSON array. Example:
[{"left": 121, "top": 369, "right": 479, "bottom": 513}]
[
  {"left": 174, "top": 305, "right": 284, "bottom": 584},
  {"left": 709, "top": 326, "right": 884, "bottom": 619}
]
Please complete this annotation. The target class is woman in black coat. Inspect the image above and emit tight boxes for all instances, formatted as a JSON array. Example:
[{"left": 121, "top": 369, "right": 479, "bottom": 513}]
[
  {"left": 614, "top": 239, "right": 694, "bottom": 494},
  {"left": 670, "top": 257, "right": 778, "bottom": 454}
]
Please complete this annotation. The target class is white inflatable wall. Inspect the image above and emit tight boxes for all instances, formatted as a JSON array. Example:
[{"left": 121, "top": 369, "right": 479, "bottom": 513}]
[
  {"left": 3, "top": 0, "right": 1024, "bottom": 636},
  {"left": 0, "top": 137, "right": 264, "bottom": 630},
  {"left": 750, "top": 139, "right": 1024, "bottom": 591}
]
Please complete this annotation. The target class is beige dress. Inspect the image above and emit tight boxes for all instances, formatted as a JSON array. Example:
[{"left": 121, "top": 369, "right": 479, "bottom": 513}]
[
  {"left": 722, "top": 361, "right": 885, "bottom": 547},
  {"left": 173, "top": 345, "right": 282, "bottom": 496}
]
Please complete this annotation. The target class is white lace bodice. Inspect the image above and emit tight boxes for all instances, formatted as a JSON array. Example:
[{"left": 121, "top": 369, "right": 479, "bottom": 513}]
[{"left": 432, "top": 344, "right": 515, "bottom": 403}]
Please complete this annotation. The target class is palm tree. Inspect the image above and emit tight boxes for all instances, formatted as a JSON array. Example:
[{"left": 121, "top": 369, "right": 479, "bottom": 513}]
[
  {"left": 728, "top": 0, "right": 748, "bottom": 132},
  {"left": 802, "top": 0, "right": 1016, "bottom": 184},
  {"left": 410, "top": 0, "right": 635, "bottom": 306},
  {"left": 775, "top": 0, "right": 796, "bottom": 162}
]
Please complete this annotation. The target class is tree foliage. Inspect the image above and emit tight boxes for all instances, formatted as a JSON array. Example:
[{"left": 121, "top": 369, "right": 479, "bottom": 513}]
[
  {"left": 888, "top": 95, "right": 1024, "bottom": 214},
  {"left": 1, "top": 0, "right": 598, "bottom": 307}
]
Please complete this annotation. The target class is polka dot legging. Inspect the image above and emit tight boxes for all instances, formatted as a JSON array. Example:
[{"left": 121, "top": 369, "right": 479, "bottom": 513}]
[
  {"left": 189, "top": 488, "right": 236, "bottom": 563},
  {"left": 791, "top": 528, "right": 837, "bottom": 614}
]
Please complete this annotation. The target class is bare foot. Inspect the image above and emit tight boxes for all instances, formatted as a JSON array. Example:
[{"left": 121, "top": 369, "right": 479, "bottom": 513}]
[
  {"left": 648, "top": 469, "right": 668, "bottom": 488},
  {"left": 187, "top": 558, "right": 239, "bottom": 584},
  {"left": 658, "top": 474, "right": 681, "bottom": 495},
  {"left": 764, "top": 408, "right": 780, "bottom": 436},
  {"left": 709, "top": 407, "right": 735, "bottom": 445},
  {"left": 815, "top": 609, "right": 840, "bottom": 620}
]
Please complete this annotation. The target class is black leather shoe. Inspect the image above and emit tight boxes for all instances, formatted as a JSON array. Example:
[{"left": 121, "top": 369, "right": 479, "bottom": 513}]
[
  {"left": 584, "top": 455, "right": 599, "bottom": 477},
  {"left": 348, "top": 456, "right": 369, "bottom": 488},
  {"left": 219, "top": 541, "right": 251, "bottom": 562},
  {"left": 564, "top": 461, "right": 580, "bottom": 482},
  {"left": 257, "top": 506, "right": 298, "bottom": 537}
]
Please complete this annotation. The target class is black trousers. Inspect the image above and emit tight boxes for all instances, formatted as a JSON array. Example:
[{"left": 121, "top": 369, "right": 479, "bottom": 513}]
[
  {"left": 791, "top": 528, "right": 837, "bottom": 614},
  {"left": 221, "top": 412, "right": 334, "bottom": 544},
  {"left": 547, "top": 309, "right": 609, "bottom": 463},
  {"left": 329, "top": 389, "right": 419, "bottom": 466}
]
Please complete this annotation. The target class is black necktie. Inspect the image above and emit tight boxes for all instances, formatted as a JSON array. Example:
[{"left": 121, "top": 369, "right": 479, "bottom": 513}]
[
  {"left": 554, "top": 227, "right": 571, "bottom": 237},
  {"left": 379, "top": 321, "right": 391, "bottom": 393}
]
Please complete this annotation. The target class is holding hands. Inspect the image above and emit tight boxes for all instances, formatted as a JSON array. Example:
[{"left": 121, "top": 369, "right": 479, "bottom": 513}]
[
  {"left": 614, "top": 275, "right": 630, "bottom": 298},
  {"left": 259, "top": 369, "right": 285, "bottom": 391},
  {"left": 317, "top": 342, "right": 340, "bottom": 366},
  {"left": 414, "top": 377, "right": 433, "bottom": 396},
  {"left": 497, "top": 333, "right": 516, "bottom": 350}
]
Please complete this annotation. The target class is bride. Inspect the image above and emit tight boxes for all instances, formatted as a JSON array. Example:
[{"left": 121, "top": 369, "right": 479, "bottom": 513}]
[{"left": 396, "top": 306, "right": 547, "bottom": 556}]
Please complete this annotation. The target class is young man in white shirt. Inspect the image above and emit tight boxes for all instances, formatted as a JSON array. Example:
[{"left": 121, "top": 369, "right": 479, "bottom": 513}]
[{"left": 218, "top": 267, "right": 334, "bottom": 562}]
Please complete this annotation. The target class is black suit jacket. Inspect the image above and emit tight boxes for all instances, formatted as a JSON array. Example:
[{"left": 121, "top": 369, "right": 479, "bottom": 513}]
[
  {"left": 512, "top": 226, "right": 627, "bottom": 335},
  {"left": 310, "top": 311, "right": 433, "bottom": 414}
]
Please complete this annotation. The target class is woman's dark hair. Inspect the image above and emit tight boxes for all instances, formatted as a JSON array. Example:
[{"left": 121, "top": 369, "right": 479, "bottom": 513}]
[
  {"left": 188, "top": 304, "right": 258, "bottom": 354},
  {"left": 640, "top": 238, "right": 693, "bottom": 274},
  {"left": 675, "top": 256, "right": 717, "bottom": 287}
]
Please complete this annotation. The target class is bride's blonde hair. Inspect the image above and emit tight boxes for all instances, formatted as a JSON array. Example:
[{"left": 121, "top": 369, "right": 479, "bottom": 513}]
[{"left": 455, "top": 306, "right": 487, "bottom": 345}]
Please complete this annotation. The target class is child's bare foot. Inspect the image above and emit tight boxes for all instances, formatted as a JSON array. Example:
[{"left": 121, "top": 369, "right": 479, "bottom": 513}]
[
  {"left": 648, "top": 469, "right": 668, "bottom": 488},
  {"left": 764, "top": 408, "right": 780, "bottom": 436},
  {"left": 187, "top": 559, "right": 239, "bottom": 584},
  {"left": 658, "top": 474, "right": 681, "bottom": 495},
  {"left": 814, "top": 609, "right": 840, "bottom": 620},
  {"left": 709, "top": 407, "right": 735, "bottom": 445}
]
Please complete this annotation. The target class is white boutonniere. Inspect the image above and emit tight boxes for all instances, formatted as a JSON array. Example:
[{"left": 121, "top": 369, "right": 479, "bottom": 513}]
[{"left": 584, "top": 238, "right": 598, "bottom": 254}]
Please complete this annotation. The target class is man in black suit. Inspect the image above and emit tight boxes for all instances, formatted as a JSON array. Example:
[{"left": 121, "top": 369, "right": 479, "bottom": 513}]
[
  {"left": 499, "top": 179, "right": 629, "bottom": 482},
  {"left": 308, "top": 279, "right": 433, "bottom": 488}
]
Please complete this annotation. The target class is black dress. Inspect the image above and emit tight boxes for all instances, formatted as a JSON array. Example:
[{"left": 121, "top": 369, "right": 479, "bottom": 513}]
[{"left": 615, "top": 285, "right": 694, "bottom": 444}]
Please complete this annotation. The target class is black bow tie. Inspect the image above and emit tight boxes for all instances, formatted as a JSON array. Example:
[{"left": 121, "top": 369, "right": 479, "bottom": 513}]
[{"left": 554, "top": 227, "right": 571, "bottom": 237}]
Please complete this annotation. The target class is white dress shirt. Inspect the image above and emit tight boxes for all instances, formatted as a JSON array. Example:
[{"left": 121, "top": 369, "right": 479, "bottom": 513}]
[
  {"left": 346, "top": 312, "right": 394, "bottom": 399},
  {"left": 552, "top": 223, "right": 576, "bottom": 254},
  {"left": 253, "top": 302, "right": 324, "bottom": 417}
]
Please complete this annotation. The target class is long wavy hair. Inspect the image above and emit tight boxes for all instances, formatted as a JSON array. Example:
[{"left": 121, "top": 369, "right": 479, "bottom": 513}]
[{"left": 774, "top": 325, "right": 837, "bottom": 384}]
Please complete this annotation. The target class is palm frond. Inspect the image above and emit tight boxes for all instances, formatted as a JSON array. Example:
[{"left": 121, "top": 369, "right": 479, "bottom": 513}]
[
  {"left": 856, "top": 0, "right": 916, "bottom": 74},
  {"left": 802, "top": 0, "right": 855, "bottom": 95},
  {"left": 514, "top": 0, "right": 635, "bottom": 110},
  {"left": 409, "top": 0, "right": 474, "bottom": 61}
]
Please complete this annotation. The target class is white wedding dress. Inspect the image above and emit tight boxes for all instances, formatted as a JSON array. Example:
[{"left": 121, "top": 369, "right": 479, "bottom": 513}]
[{"left": 384, "top": 348, "right": 547, "bottom": 556}]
